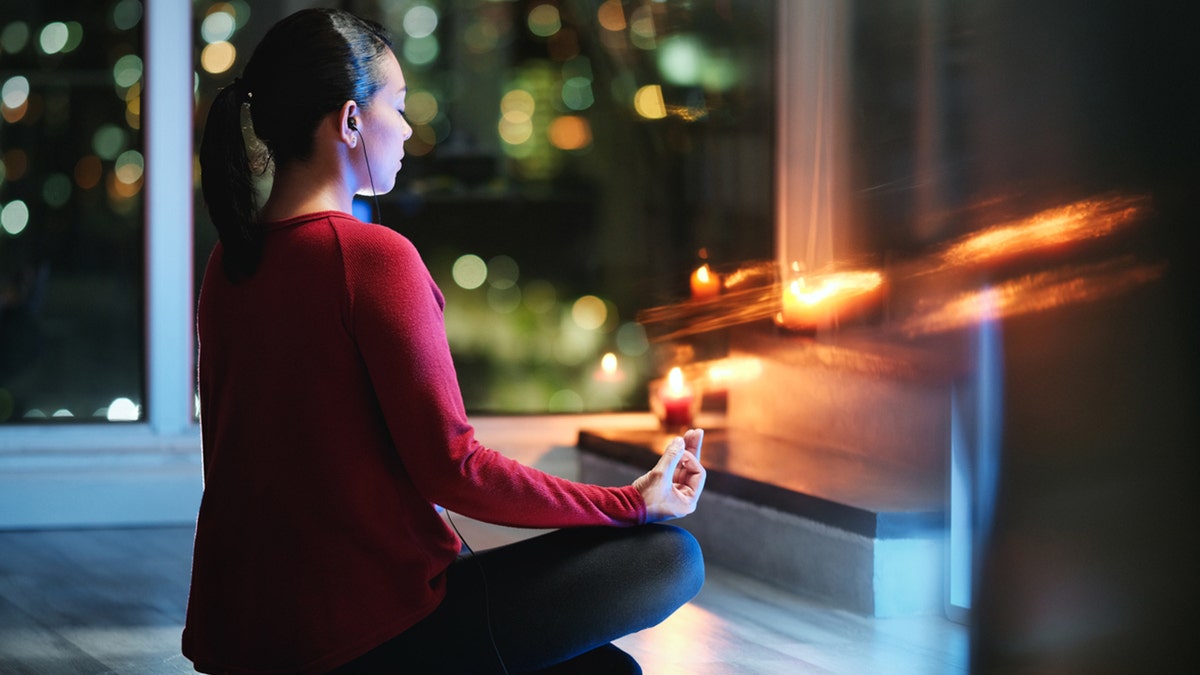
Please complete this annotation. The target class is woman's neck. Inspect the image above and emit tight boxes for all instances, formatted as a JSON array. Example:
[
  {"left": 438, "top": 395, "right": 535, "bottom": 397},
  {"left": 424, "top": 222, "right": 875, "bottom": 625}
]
[{"left": 259, "top": 160, "right": 354, "bottom": 223}]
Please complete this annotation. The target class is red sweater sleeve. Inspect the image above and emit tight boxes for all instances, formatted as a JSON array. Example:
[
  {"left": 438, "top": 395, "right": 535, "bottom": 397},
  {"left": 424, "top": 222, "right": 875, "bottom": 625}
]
[{"left": 336, "top": 219, "right": 646, "bottom": 527}]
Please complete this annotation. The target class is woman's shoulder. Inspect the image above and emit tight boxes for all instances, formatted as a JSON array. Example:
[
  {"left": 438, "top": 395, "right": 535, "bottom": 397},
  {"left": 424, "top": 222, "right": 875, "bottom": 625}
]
[{"left": 314, "top": 212, "right": 419, "bottom": 261}]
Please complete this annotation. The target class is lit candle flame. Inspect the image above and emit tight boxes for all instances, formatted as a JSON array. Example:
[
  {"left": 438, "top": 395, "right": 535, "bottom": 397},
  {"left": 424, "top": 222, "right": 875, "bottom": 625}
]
[
  {"left": 667, "top": 366, "right": 686, "bottom": 394},
  {"left": 601, "top": 352, "right": 618, "bottom": 376},
  {"left": 778, "top": 270, "right": 884, "bottom": 329}
]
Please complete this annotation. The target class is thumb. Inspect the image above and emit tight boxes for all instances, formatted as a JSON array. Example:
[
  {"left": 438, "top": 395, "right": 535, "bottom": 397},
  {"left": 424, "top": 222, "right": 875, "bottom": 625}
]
[{"left": 656, "top": 436, "right": 686, "bottom": 475}]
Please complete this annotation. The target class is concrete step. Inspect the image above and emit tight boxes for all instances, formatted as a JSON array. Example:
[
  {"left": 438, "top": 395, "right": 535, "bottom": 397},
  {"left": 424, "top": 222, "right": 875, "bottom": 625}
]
[{"left": 578, "top": 327, "right": 958, "bottom": 617}]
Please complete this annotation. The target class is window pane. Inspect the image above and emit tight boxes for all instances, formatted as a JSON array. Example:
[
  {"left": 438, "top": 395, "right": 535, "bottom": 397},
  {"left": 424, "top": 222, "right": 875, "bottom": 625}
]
[
  {"left": 0, "top": 1, "right": 146, "bottom": 423},
  {"left": 190, "top": 0, "right": 775, "bottom": 414}
]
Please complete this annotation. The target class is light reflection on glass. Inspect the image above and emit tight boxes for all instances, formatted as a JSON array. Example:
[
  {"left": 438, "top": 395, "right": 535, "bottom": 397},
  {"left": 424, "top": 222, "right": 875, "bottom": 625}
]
[
  {"left": 930, "top": 194, "right": 1149, "bottom": 274},
  {"left": 898, "top": 258, "right": 1167, "bottom": 337}
]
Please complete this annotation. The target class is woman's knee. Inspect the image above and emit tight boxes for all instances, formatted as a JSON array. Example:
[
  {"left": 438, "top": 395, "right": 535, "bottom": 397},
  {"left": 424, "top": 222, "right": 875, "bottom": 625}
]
[{"left": 635, "top": 524, "right": 705, "bottom": 605}]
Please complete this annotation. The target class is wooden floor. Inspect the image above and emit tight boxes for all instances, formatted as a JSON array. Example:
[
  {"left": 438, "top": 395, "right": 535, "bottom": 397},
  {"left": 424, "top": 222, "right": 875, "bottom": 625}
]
[
  {"left": 0, "top": 523, "right": 966, "bottom": 674},
  {"left": 0, "top": 423, "right": 967, "bottom": 673}
]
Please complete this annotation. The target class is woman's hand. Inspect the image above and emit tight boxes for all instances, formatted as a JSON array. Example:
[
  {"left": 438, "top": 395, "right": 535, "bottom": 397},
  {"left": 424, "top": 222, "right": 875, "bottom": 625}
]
[{"left": 633, "top": 428, "right": 707, "bottom": 522}]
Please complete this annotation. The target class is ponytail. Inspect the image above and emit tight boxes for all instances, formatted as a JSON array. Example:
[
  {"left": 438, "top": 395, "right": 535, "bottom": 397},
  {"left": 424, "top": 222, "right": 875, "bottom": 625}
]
[
  {"left": 199, "top": 9, "right": 393, "bottom": 282},
  {"left": 200, "top": 79, "right": 261, "bottom": 283}
]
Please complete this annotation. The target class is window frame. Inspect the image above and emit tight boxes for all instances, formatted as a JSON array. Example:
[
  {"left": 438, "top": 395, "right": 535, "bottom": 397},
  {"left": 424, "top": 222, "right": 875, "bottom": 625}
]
[{"left": 0, "top": 0, "right": 201, "bottom": 528}]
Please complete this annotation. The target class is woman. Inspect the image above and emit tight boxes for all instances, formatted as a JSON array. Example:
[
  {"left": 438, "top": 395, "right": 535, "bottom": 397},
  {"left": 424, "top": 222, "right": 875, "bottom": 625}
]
[{"left": 183, "top": 9, "right": 706, "bottom": 674}]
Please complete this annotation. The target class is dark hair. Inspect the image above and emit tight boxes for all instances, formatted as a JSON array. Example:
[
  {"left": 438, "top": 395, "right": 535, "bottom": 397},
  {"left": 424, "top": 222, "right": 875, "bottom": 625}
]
[{"left": 200, "top": 9, "right": 393, "bottom": 282}]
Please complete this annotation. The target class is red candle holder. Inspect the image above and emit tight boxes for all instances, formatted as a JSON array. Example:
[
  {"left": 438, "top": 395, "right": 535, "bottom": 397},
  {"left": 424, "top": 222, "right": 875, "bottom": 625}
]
[{"left": 649, "top": 367, "right": 702, "bottom": 430}]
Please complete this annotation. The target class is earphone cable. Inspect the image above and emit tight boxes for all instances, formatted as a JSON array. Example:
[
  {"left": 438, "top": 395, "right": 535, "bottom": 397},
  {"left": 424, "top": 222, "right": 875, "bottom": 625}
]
[
  {"left": 445, "top": 510, "right": 510, "bottom": 675},
  {"left": 354, "top": 127, "right": 384, "bottom": 226}
]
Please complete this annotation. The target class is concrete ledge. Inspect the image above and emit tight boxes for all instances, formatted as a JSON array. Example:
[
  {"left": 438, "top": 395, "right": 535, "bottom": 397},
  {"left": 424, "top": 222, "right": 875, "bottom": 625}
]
[{"left": 579, "top": 434, "right": 946, "bottom": 617}]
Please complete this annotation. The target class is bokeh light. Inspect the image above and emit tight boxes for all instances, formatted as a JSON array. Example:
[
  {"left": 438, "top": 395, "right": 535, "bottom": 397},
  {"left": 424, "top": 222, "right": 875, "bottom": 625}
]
[
  {"left": 403, "top": 36, "right": 439, "bottom": 66},
  {"left": 487, "top": 285, "right": 522, "bottom": 314},
  {"left": 38, "top": 22, "right": 70, "bottom": 55},
  {"left": 2, "top": 76, "right": 30, "bottom": 109},
  {"left": 572, "top": 295, "right": 608, "bottom": 330},
  {"left": 63, "top": 22, "right": 84, "bottom": 53},
  {"left": 634, "top": 84, "right": 667, "bottom": 119},
  {"left": 548, "top": 389, "right": 584, "bottom": 413},
  {"left": 597, "top": 0, "right": 627, "bottom": 32},
  {"left": 1, "top": 200, "right": 30, "bottom": 236},
  {"left": 201, "top": 41, "right": 237, "bottom": 74},
  {"left": 74, "top": 155, "right": 103, "bottom": 189},
  {"left": 658, "top": 35, "right": 703, "bottom": 86},
  {"left": 452, "top": 254, "right": 487, "bottom": 289},
  {"left": 405, "top": 91, "right": 438, "bottom": 125},
  {"left": 42, "top": 173, "right": 72, "bottom": 208},
  {"left": 616, "top": 321, "right": 649, "bottom": 356},
  {"left": 403, "top": 5, "right": 439, "bottom": 39},
  {"left": 92, "top": 124, "right": 128, "bottom": 160},
  {"left": 3, "top": 149, "right": 28, "bottom": 181},
  {"left": 112, "top": 54, "right": 143, "bottom": 88},
  {"left": 561, "top": 77, "right": 594, "bottom": 111},
  {"left": 112, "top": 0, "right": 143, "bottom": 32},
  {"left": 548, "top": 115, "right": 592, "bottom": 151},
  {"left": 527, "top": 4, "right": 562, "bottom": 38},
  {"left": 106, "top": 397, "right": 140, "bottom": 422},
  {"left": 464, "top": 18, "right": 499, "bottom": 54},
  {"left": 115, "top": 150, "right": 145, "bottom": 184},
  {"left": 487, "top": 254, "right": 519, "bottom": 289},
  {"left": 629, "top": 5, "right": 657, "bottom": 49},
  {"left": 1, "top": 22, "right": 30, "bottom": 54},
  {"left": 201, "top": 10, "right": 236, "bottom": 43}
]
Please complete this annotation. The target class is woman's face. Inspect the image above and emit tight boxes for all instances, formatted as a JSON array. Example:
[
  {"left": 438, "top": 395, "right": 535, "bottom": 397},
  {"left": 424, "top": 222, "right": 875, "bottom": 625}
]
[{"left": 355, "top": 50, "right": 413, "bottom": 196}]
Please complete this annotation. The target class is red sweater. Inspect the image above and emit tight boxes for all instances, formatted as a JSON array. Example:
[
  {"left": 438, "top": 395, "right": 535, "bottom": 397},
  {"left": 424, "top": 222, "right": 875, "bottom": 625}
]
[{"left": 183, "top": 212, "right": 646, "bottom": 674}]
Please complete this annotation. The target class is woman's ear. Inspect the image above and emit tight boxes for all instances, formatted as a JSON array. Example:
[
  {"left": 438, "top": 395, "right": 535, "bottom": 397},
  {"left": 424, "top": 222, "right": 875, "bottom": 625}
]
[{"left": 337, "top": 100, "right": 360, "bottom": 146}]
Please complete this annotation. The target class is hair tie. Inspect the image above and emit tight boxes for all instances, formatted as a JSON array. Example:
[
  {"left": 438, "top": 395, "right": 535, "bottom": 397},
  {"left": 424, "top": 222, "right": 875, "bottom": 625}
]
[{"left": 233, "top": 77, "right": 252, "bottom": 103}]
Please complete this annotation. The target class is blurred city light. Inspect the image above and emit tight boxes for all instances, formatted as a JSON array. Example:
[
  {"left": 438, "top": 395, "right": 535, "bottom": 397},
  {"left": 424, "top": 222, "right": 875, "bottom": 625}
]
[
  {"left": 403, "top": 5, "right": 438, "bottom": 39},
  {"left": 629, "top": 5, "right": 656, "bottom": 49},
  {"left": 548, "top": 115, "right": 591, "bottom": 150},
  {"left": 1, "top": 22, "right": 30, "bottom": 53},
  {"left": 112, "top": 0, "right": 143, "bottom": 31},
  {"left": 597, "top": 0, "right": 627, "bottom": 32},
  {"left": 572, "top": 295, "right": 608, "bottom": 330},
  {"left": 634, "top": 84, "right": 667, "bottom": 119},
  {"left": 200, "top": 10, "right": 235, "bottom": 43},
  {"left": 658, "top": 35, "right": 703, "bottom": 86},
  {"left": 1, "top": 200, "right": 29, "bottom": 235},
  {"left": 487, "top": 255, "right": 519, "bottom": 289},
  {"left": 106, "top": 397, "right": 141, "bottom": 422},
  {"left": 112, "top": 54, "right": 143, "bottom": 88},
  {"left": 38, "top": 22, "right": 70, "bottom": 55},
  {"left": 527, "top": 4, "right": 562, "bottom": 38},
  {"left": 2, "top": 76, "right": 30, "bottom": 109},
  {"left": 452, "top": 254, "right": 487, "bottom": 289},
  {"left": 405, "top": 91, "right": 438, "bottom": 125},
  {"left": 403, "top": 35, "right": 439, "bottom": 66},
  {"left": 200, "top": 41, "right": 236, "bottom": 74}
]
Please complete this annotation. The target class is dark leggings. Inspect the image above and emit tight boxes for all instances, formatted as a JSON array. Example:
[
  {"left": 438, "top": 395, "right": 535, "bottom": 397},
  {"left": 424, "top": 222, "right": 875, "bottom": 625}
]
[{"left": 331, "top": 524, "right": 704, "bottom": 674}]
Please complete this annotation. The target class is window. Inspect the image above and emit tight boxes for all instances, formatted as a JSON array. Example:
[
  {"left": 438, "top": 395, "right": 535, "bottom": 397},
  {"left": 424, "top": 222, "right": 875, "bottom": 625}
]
[
  {"left": 0, "top": 0, "right": 149, "bottom": 424},
  {"left": 191, "top": 0, "right": 776, "bottom": 414}
]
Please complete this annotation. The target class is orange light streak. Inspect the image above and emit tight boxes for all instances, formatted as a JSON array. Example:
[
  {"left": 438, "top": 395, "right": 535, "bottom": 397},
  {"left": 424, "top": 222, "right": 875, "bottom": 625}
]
[
  {"left": 933, "top": 194, "right": 1148, "bottom": 273},
  {"left": 898, "top": 257, "right": 1166, "bottom": 337}
]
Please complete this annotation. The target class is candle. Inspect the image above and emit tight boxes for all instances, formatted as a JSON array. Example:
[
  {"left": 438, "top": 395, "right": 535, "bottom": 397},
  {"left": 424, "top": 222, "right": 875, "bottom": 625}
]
[
  {"left": 593, "top": 352, "right": 625, "bottom": 383},
  {"left": 779, "top": 278, "right": 827, "bottom": 331},
  {"left": 777, "top": 270, "right": 884, "bottom": 332},
  {"left": 657, "top": 366, "right": 695, "bottom": 428},
  {"left": 690, "top": 263, "right": 720, "bottom": 300}
]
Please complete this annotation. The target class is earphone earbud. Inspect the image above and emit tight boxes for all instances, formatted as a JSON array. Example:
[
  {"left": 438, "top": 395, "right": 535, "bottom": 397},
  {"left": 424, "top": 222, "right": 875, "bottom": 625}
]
[{"left": 348, "top": 117, "right": 358, "bottom": 131}]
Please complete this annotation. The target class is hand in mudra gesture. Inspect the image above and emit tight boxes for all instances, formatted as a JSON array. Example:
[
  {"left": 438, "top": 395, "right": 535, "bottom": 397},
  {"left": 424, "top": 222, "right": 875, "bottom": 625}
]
[{"left": 633, "top": 428, "right": 706, "bottom": 522}]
